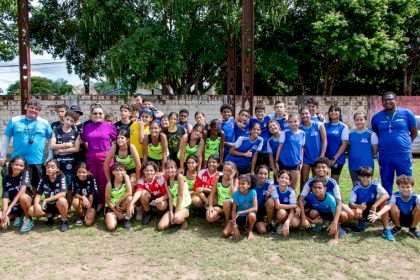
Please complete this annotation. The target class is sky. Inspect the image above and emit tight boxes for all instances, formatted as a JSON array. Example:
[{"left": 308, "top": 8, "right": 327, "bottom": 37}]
[{"left": 0, "top": 52, "right": 84, "bottom": 94}]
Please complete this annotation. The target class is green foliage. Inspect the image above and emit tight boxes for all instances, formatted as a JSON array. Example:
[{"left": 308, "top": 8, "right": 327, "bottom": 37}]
[
  {"left": 6, "top": 76, "right": 72, "bottom": 95},
  {"left": 0, "top": 0, "right": 17, "bottom": 61}
]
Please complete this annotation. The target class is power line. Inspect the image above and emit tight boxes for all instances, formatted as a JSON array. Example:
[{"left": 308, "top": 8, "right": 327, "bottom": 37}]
[{"left": 0, "top": 60, "right": 67, "bottom": 68}]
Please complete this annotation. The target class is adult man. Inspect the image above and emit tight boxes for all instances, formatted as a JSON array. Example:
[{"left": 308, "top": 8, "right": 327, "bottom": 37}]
[
  {"left": 371, "top": 91, "right": 417, "bottom": 195},
  {"left": 0, "top": 99, "right": 53, "bottom": 192}
]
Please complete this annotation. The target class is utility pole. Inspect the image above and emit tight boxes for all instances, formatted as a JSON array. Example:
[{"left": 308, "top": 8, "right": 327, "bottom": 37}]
[
  {"left": 18, "top": 0, "right": 31, "bottom": 114},
  {"left": 241, "top": 0, "right": 254, "bottom": 115}
]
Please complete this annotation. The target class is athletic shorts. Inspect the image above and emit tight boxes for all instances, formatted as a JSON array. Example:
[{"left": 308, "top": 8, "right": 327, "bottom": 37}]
[
  {"left": 10, "top": 204, "right": 23, "bottom": 216},
  {"left": 400, "top": 213, "right": 413, "bottom": 228},
  {"left": 361, "top": 203, "right": 374, "bottom": 219},
  {"left": 44, "top": 203, "right": 59, "bottom": 215},
  {"left": 319, "top": 211, "right": 334, "bottom": 221},
  {"left": 236, "top": 215, "right": 247, "bottom": 226},
  {"left": 256, "top": 208, "right": 266, "bottom": 223},
  {"left": 278, "top": 161, "right": 300, "bottom": 171},
  {"left": 330, "top": 163, "right": 344, "bottom": 176}
]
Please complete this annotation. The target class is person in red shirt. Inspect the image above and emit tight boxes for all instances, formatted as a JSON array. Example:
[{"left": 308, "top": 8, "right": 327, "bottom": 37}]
[
  {"left": 127, "top": 161, "right": 167, "bottom": 225},
  {"left": 192, "top": 155, "right": 221, "bottom": 209}
]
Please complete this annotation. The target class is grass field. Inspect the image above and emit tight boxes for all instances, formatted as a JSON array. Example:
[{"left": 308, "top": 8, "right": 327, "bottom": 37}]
[{"left": 0, "top": 159, "right": 419, "bottom": 279}]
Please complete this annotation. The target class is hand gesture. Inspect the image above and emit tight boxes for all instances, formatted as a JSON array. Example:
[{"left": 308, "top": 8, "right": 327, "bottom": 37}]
[
  {"left": 244, "top": 151, "right": 252, "bottom": 158},
  {"left": 367, "top": 211, "right": 380, "bottom": 223}
]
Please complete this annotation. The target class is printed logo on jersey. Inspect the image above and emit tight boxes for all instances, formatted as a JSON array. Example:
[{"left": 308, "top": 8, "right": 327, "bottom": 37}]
[{"left": 361, "top": 138, "right": 369, "bottom": 143}]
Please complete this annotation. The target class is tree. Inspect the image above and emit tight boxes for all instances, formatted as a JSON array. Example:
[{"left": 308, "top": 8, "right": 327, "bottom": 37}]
[
  {"left": 0, "top": 0, "right": 18, "bottom": 61},
  {"left": 7, "top": 76, "right": 72, "bottom": 95}
]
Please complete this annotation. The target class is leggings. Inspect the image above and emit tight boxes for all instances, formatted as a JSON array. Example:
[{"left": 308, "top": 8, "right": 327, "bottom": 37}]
[{"left": 86, "top": 151, "right": 109, "bottom": 206}]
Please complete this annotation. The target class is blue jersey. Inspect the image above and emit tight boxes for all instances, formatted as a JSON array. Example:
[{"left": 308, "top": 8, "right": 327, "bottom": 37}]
[
  {"left": 234, "top": 121, "right": 249, "bottom": 140},
  {"left": 254, "top": 180, "right": 272, "bottom": 210},
  {"left": 221, "top": 116, "right": 235, "bottom": 155},
  {"left": 324, "top": 122, "right": 349, "bottom": 165},
  {"left": 225, "top": 136, "right": 263, "bottom": 169},
  {"left": 271, "top": 186, "right": 297, "bottom": 205},
  {"left": 233, "top": 189, "right": 257, "bottom": 216},
  {"left": 249, "top": 116, "right": 271, "bottom": 154},
  {"left": 349, "top": 181, "right": 387, "bottom": 205},
  {"left": 371, "top": 108, "right": 416, "bottom": 154},
  {"left": 268, "top": 113, "right": 289, "bottom": 130},
  {"left": 348, "top": 129, "right": 378, "bottom": 171},
  {"left": 305, "top": 192, "right": 337, "bottom": 214},
  {"left": 267, "top": 135, "right": 280, "bottom": 158},
  {"left": 389, "top": 191, "right": 419, "bottom": 215},
  {"left": 4, "top": 115, "right": 53, "bottom": 164},
  {"left": 311, "top": 115, "right": 325, "bottom": 123},
  {"left": 301, "top": 176, "right": 342, "bottom": 201},
  {"left": 278, "top": 129, "right": 305, "bottom": 166},
  {"left": 299, "top": 121, "right": 324, "bottom": 165}
]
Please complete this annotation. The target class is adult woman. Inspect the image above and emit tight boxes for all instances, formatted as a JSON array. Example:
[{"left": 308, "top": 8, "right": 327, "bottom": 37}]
[{"left": 82, "top": 104, "right": 117, "bottom": 211}]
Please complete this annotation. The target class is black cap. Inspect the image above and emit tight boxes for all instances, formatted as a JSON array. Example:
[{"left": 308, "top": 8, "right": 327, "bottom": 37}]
[{"left": 70, "top": 105, "right": 83, "bottom": 115}]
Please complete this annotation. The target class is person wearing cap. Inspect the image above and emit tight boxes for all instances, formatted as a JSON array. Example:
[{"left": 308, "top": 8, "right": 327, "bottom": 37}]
[{"left": 0, "top": 99, "right": 53, "bottom": 193}]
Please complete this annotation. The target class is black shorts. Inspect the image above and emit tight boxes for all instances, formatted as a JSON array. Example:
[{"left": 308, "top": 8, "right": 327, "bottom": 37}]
[
  {"left": 319, "top": 211, "right": 334, "bottom": 221},
  {"left": 44, "top": 203, "right": 59, "bottom": 215},
  {"left": 278, "top": 161, "right": 300, "bottom": 171},
  {"left": 256, "top": 208, "right": 266, "bottom": 223},
  {"left": 10, "top": 204, "right": 23, "bottom": 216},
  {"left": 236, "top": 215, "right": 247, "bottom": 226},
  {"left": 361, "top": 203, "right": 375, "bottom": 219},
  {"left": 400, "top": 213, "right": 413, "bottom": 228},
  {"left": 28, "top": 164, "right": 44, "bottom": 190},
  {"left": 330, "top": 163, "right": 344, "bottom": 176},
  {"left": 256, "top": 153, "right": 270, "bottom": 168},
  {"left": 237, "top": 166, "right": 250, "bottom": 175}
]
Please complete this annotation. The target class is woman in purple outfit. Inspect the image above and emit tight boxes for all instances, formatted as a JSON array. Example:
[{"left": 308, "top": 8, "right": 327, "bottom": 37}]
[{"left": 82, "top": 104, "right": 117, "bottom": 211}]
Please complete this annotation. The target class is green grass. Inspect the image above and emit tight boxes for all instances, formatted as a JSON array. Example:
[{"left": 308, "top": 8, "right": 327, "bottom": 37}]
[{"left": 0, "top": 159, "right": 419, "bottom": 279}]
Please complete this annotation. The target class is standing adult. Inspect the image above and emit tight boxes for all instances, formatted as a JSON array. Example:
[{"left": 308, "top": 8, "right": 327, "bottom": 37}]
[
  {"left": 81, "top": 104, "right": 117, "bottom": 211},
  {"left": 0, "top": 99, "right": 53, "bottom": 192},
  {"left": 371, "top": 91, "right": 417, "bottom": 195}
]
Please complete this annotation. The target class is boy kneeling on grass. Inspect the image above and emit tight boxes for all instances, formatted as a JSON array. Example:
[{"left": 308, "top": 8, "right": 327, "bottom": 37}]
[
  {"left": 300, "top": 178, "right": 340, "bottom": 246},
  {"left": 348, "top": 166, "right": 393, "bottom": 241},
  {"left": 368, "top": 175, "right": 419, "bottom": 239}
]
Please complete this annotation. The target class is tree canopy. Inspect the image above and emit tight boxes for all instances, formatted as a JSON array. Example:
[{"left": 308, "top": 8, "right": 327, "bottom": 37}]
[{"left": 7, "top": 76, "right": 73, "bottom": 95}]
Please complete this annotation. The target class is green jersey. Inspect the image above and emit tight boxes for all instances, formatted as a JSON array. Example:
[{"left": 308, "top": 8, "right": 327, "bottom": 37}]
[
  {"left": 204, "top": 135, "right": 221, "bottom": 160},
  {"left": 148, "top": 135, "right": 164, "bottom": 160},
  {"left": 177, "top": 135, "right": 200, "bottom": 161},
  {"left": 216, "top": 175, "right": 232, "bottom": 206},
  {"left": 168, "top": 179, "right": 192, "bottom": 208},
  {"left": 109, "top": 183, "right": 127, "bottom": 206}
]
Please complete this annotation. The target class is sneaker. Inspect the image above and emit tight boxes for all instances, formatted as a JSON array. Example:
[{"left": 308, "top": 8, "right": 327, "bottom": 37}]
[
  {"left": 391, "top": 226, "right": 402, "bottom": 235},
  {"left": 268, "top": 223, "right": 277, "bottom": 234},
  {"left": 339, "top": 227, "right": 346, "bottom": 237},
  {"left": 357, "top": 220, "right": 366, "bottom": 232},
  {"left": 408, "top": 228, "right": 420, "bottom": 239},
  {"left": 142, "top": 212, "right": 153, "bottom": 225},
  {"left": 60, "top": 220, "right": 69, "bottom": 232},
  {"left": 135, "top": 209, "right": 143, "bottom": 221},
  {"left": 20, "top": 217, "right": 34, "bottom": 233},
  {"left": 13, "top": 216, "right": 23, "bottom": 227},
  {"left": 124, "top": 218, "right": 132, "bottom": 230},
  {"left": 382, "top": 228, "right": 395, "bottom": 242},
  {"left": 46, "top": 216, "right": 54, "bottom": 226},
  {"left": 75, "top": 217, "right": 84, "bottom": 226},
  {"left": 276, "top": 224, "right": 283, "bottom": 235}
]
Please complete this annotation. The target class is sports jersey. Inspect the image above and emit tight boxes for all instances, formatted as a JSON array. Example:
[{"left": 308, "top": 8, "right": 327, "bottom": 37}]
[
  {"left": 147, "top": 134, "right": 164, "bottom": 160},
  {"left": 271, "top": 186, "right": 297, "bottom": 205},
  {"left": 2, "top": 170, "right": 30, "bottom": 200},
  {"left": 310, "top": 115, "right": 325, "bottom": 123},
  {"left": 114, "top": 120, "right": 133, "bottom": 133},
  {"left": 109, "top": 182, "right": 127, "bottom": 206},
  {"left": 349, "top": 181, "right": 387, "bottom": 205},
  {"left": 177, "top": 134, "right": 201, "bottom": 161},
  {"left": 389, "top": 191, "right": 419, "bottom": 215},
  {"left": 36, "top": 173, "right": 67, "bottom": 203},
  {"left": 71, "top": 174, "right": 98, "bottom": 197},
  {"left": 299, "top": 121, "right": 323, "bottom": 165},
  {"left": 324, "top": 122, "right": 349, "bottom": 165},
  {"left": 348, "top": 129, "right": 378, "bottom": 171},
  {"left": 136, "top": 177, "right": 167, "bottom": 197},
  {"left": 234, "top": 121, "right": 249, "bottom": 140},
  {"left": 216, "top": 175, "right": 232, "bottom": 206},
  {"left": 53, "top": 126, "right": 79, "bottom": 173},
  {"left": 130, "top": 121, "right": 150, "bottom": 158},
  {"left": 249, "top": 116, "right": 271, "bottom": 153},
  {"left": 300, "top": 176, "right": 342, "bottom": 201},
  {"left": 51, "top": 121, "right": 63, "bottom": 131},
  {"left": 115, "top": 144, "right": 136, "bottom": 171},
  {"left": 204, "top": 134, "right": 222, "bottom": 160},
  {"left": 268, "top": 113, "right": 289, "bottom": 130},
  {"left": 278, "top": 129, "right": 306, "bottom": 166},
  {"left": 165, "top": 125, "right": 186, "bottom": 160},
  {"left": 193, "top": 169, "right": 220, "bottom": 191},
  {"left": 168, "top": 179, "right": 192, "bottom": 208},
  {"left": 185, "top": 175, "right": 196, "bottom": 191},
  {"left": 4, "top": 115, "right": 53, "bottom": 164},
  {"left": 305, "top": 192, "right": 337, "bottom": 214},
  {"left": 267, "top": 135, "right": 280, "bottom": 159},
  {"left": 254, "top": 180, "right": 272, "bottom": 210},
  {"left": 224, "top": 136, "right": 264, "bottom": 169},
  {"left": 221, "top": 116, "right": 235, "bottom": 146},
  {"left": 233, "top": 189, "right": 257, "bottom": 216}
]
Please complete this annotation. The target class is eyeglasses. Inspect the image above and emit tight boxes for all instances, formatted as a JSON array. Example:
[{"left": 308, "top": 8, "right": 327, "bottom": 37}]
[{"left": 93, "top": 112, "right": 103, "bottom": 115}]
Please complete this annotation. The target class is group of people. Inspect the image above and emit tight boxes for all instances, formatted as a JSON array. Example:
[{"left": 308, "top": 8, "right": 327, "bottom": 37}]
[{"left": 0, "top": 92, "right": 418, "bottom": 246}]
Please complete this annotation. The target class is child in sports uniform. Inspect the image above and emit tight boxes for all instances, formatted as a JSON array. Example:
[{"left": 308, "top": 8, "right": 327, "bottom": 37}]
[
  {"left": 267, "top": 120, "right": 282, "bottom": 175},
  {"left": 348, "top": 166, "right": 391, "bottom": 240},
  {"left": 348, "top": 112, "right": 378, "bottom": 185},
  {"left": 71, "top": 162, "right": 98, "bottom": 226},
  {"left": 206, "top": 161, "right": 237, "bottom": 224},
  {"left": 269, "top": 170, "right": 300, "bottom": 236},
  {"left": 368, "top": 175, "right": 419, "bottom": 239},
  {"left": 220, "top": 104, "right": 235, "bottom": 158},
  {"left": 114, "top": 104, "right": 133, "bottom": 133},
  {"left": 185, "top": 155, "right": 198, "bottom": 196},
  {"left": 0, "top": 157, "right": 33, "bottom": 233},
  {"left": 104, "top": 129, "right": 141, "bottom": 189},
  {"left": 223, "top": 175, "right": 258, "bottom": 240},
  {"left": 203, "top": 119, "right": 224, "bottom": 167},
  {"left": 302, "top": 178, "right": 340, "bottom": 246},
  {"left": 225, "top": 122, "right": 263, "bottom": 175},
  {"left": 305, "top": 98, "right": 325, "bottom": 123},
  {"left": 157, "top": 160, "right": 191, "bottom": 231},
  {"left": 128, "top": 161, "right": 168, "bottom": 225},
  {"left": 136, "top": 108, "right": 154, "bottom": 159},
  {"left": 234, "top": 109, "right": 250, "bottom": 140},
  {"left": 275, "top": 113, "right": 305, "bottom": 189},
  {"left": 29, "top": 159, "right": 69, "bottom": 232},
  {"left": 269, "top": 100, "right": 289, "bottom": 130},
  {"left": 191, "top": 155, "right": 221, "bottom": 209},
  {"left": 104, "top": 163, "right": 133, "bottom": 231},
  {"left": 253, "top": 165, "right": 276, "bottom": 234},
  {"left": 178, "top": 124, "right": 205, "bottom": 173},
  {"left": 143, "top": 120, "right": 168, "bottom": 170},
  {"left": 249, "top": 105, "right": 271, "bottom": 167}
]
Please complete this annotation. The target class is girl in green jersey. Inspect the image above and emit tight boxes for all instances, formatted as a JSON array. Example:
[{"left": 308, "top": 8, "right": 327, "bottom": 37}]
[{"left": 203, "top": 119, "right": 225, "bottom": 167}]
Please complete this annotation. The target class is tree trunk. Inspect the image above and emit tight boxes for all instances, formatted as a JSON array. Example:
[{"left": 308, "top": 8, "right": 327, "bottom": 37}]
[
  {"left": 402, "top": 67, "right": 408, "bottom": 96},
  {"left": 407, "top": 71, "right": 413, "bottom": 96}
]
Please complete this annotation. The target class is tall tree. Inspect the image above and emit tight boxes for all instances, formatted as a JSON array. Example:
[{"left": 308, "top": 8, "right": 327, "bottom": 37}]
[{"left": 0, "top": 0, "right": 17, "bottom": 61}]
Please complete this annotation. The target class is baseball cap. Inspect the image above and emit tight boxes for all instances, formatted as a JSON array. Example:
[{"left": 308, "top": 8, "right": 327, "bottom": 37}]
[{"left": 70, "top": 105, "right": 83, "bottom": 115}]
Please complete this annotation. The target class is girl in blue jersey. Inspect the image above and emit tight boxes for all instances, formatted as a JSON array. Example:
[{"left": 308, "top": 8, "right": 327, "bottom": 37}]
[
  {"left": 225, "top": 122, "right": 264, "bottom": 175},
  {"left": 324, "top": 104, "right": 349, "bottom": 183},
  {"left": 275, "top": 113, "right": 305, "bottom": 189},
  {"left": 223, "top": 174, "right": 257, "bottom": 240},
  {"left": 253, "top": 165, "right": 276, "bottom": 234},
  {"left": 267, "top": 120, "right": 282, "bottom": 175},
  {"left": 348, "top": 112, "right": 378, "bottom": 185},
  {"left": 299, "top": 107, "right": 327, "bottom": 191}
]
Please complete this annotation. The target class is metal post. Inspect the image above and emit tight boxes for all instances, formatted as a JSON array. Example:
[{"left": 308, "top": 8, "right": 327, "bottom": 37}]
[
  {"left": 241, "top": 0, "right": 254, "bottom": 115},
  {"left": 227, "top": 34, "right": 236, "bottom": 115},
  {"left": 18, "top": 0, "right": 31, "bottom": 114}
]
